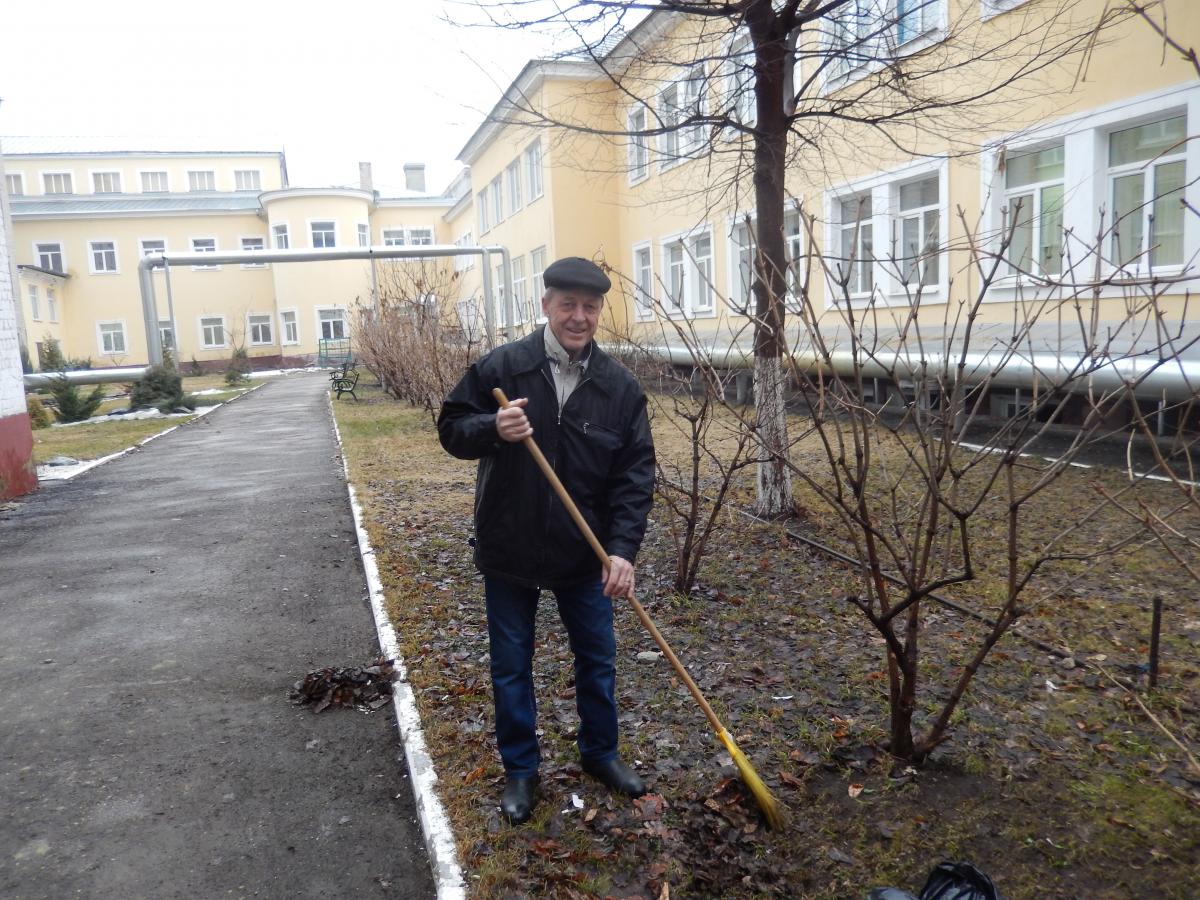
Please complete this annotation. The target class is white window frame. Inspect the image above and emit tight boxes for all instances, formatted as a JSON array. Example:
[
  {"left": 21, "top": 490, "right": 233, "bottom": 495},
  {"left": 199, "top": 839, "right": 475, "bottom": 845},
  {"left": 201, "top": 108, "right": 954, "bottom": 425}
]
[
  {"left": 454, "top": 232, "right": 476, "bottom": 271},
  {"left": 407, "top": 227, "right": 434, "bottom": 246},
  {"left": 240, "top": 235, "right": 267, "bottom": 267},
  {"left": 34, "top": 242, "right": 65, "bottom": 273},
  {"left": 530, "top": 246, "right": 548, "bottom": 323},
  {"left": 895, "top": 174, "right": 941, "bottom": 290},
  {"left": 981, "top": 0, "right": 1033, "bottom": 21},
  {"left": 834, "top": 193, "right": 877, "bottom": 298},
  {"left": 633, "top": 241, "right": 655, "bottom": 320},
  {"left": 357, "top": 223, "right": 370, "bottom": 247},
  {"left": 41, "top": 171, "right": 74, "bottom": 195},
  {"left": 506, "top": 160, "right": 523, "bottom": 216},
  {"left": 489, "top": 176, "right": 504, "bottom": 227},
  {"left": 657, "top": 83, "right": 682, "bottom": 169},
  {"left": 279, "top": 309, "right": 300, "bottom": 345},
  {"left": 659, "top": 226, "right": 716, "bottom": 318},
  {"left": 97, "top": 320, "right": 127, "bottom": 356},
  {"left": 188, "top": 170, "right": 217, "bottom": 192},
  {"left": 511, "top": 255, "right": 527, "bottom": 324},
  {"left": 628, "top": 105, "right": 650, "bottom": 184},
  {"left": 91, "top": 170, "right": 122, "bottom": 194},
  {"left": 524, "top": 139, "right": 544, "bottom": 201},
  {"left": 495, "top": 262, "right": 508, "bottom": 328},
  {"left": 158, "top": 320, "right": 175, "bottom": 352},
  {"left": 190, "top": 237, "right": 219, "bottom": 270},
  {"left": 28, "top": 284, "right": 40, "bottom": 321},
  {"left": 139, "top": 170, "right": 170, "bottom": 193},
  {"left": 139, "top": 238, "right": 168, "bottom": 258},
  {"left": 477, "top": 187, "right": 490, "bottom": 234},
  {"left": 681, "top": 63, "right": 708, "bottom": 155},
  {"left": 271, "top": 222, "right": 290, "bottom": 250},
  {"left": 979, "top": 82, "right": 1199, "bottom": 299},
  {"left": 247, "top": 313, "right": 274, "bottom": 346},
  {"left": 825, "top": 1, "right": 948, "bottom": 86},
  {"left": 381, "top": 228, "right": 406, "bottom": 246},
  {"left": 724, "top": 31, "right": 756, "bottom": 134},
  {"left": 727, "top": 209, "right": 805, "bottom": 313},
  {"left": 316, "top": 306, "right": 348, "bottom": 341},
  {"left": 309, "top": 220, "right": 337, "bottom": 249},
  {"left": 1107, "top": 115, "right": 1188, "bottom": 274},
  {"left": 47, "top": 287, "right": 58, "bottom": 322},
  {"left": 234, "top": 169, "right": 262, "bottom": 191},
  {"left": 88, "top": 239, "right": 119, "bottom": 275},
  {"left": 825, "top": 157, "right": 949, "bottom": 307},
  {"left": 1000, "top": 142, "right": 1065, "bottom": 279},
  {"left": 5, "top": 173, "right": 24, "bottom": 196},
  {"left": 200, "top": 315, "right": 227, "bottom": 350}
]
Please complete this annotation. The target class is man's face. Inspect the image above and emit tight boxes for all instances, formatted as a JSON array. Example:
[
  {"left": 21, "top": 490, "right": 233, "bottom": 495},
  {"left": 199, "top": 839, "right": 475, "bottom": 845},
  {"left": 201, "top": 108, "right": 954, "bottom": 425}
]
[{"left": 542, "top": 288, "right": 603, "bottom": 359}]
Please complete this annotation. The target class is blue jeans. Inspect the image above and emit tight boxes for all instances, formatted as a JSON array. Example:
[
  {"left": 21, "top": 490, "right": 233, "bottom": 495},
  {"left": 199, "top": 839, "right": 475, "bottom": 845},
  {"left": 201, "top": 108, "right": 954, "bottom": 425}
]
[{"left": 484, "top": 575, "right": 618, "bottom": 778}]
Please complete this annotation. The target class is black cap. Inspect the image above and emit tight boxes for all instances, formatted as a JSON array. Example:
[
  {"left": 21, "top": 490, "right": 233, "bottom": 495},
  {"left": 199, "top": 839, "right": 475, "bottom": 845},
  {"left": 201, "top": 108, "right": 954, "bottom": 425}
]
[{"left": 542, "top": 256, "right": 611, "bottom": 295}]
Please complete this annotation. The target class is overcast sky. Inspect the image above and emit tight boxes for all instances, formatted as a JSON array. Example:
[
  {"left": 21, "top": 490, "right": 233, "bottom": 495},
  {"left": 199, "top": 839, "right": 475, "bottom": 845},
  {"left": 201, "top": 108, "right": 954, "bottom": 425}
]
[{"left": 0, "top": 0, "right": 571, "bottom": 195}]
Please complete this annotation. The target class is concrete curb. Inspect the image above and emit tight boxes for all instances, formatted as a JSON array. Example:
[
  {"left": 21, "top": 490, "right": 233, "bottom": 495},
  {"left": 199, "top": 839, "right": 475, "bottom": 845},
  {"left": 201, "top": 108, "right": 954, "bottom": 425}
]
[
  {"left": 35, "top": 382, "right": 266, "bottom": 482},
  {"left": 329, "top": 396, "right": 467, "bottom": 900}
]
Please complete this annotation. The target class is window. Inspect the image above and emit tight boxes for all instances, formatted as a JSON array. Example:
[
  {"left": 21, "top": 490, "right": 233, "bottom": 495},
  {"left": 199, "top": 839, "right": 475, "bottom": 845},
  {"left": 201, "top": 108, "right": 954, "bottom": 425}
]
[
  {"left": 241, "top": 236, "right": 266, "bottom": 267},
  {"left": 829, "top": 1, "right": 945, "bottom": 79},
  {"left": 248, "top": 313, "right": 273, "bottom": 345},
  {"left": 99, "top": 322, "right": 126, "bottom": 355},
  {"left": 92, "top": 171, "right": 122, "bottom": 193},
  {"left": 140, "top": 239, "right": 166, "bottom": 257},
  {"left": 357, "top": 223, "right": 369, "bottom": 247},
  {"left": 628, "top": 106, "right": 649, "bottom": 183},
  {"left": 6, "top": 173, "right": 24, "bottom": 196},
  {"left": 89, "top": 240, "right": 118, "bottom": 274},
  {"left": 726, "top": 32, "right": 756, "bottom": 128},
  {"left": 141, "top": 171, "right": 169, "bottom": 192},
  {"left": 530, "top": 246, "right": 548, "bottom": 321},
  {"left": 661, "top": 229, "right": 716, "bottom": 315},
  {"left": 506, "top": 160, "right": 522, "bottom": 216},
  {"left": 43, "top": 172, "right": 73, "bottom": 194},
  {"left": 730, "top": 211, "right": 804, "bottom": 310},
  {"left": 47, "top": 288, "right": 58, "bottom": 322},
  {"left": 897, "top": 176, "right": 939, "bottom": 287},
  {"left": 159, "top": 321, "right": 174, "bottom": 351},
  {"left": 489, "top": 176, "right": 504, "bottom": 227},
  {"left": 201, "top": 316, "right": 226, "bottom": 349},
  {"left": 191, "top": 237, "right": 218, "bottom": 269},
  {"left": 524, "top": 139, "right": 543, "bottom": 200},
  {"left": 682, "top": 64, "right": 707, "bottom": 154},
  {"left": 280, "top": 310, "right": 299, "bottom": 345},
  {"left": 495, "top": 263, "right": 508, "bottom": 327},
  {"left": 188, "top": 170, "right": 216, "bottom": 191},
  {"left": 477, "top": 187, "right": 490, "bottom": 234},
  {"left": 454, "top": 232, "right": 475, "bottom": 271},
  {"left": 1108, "top": 115, "right": 1186, "bottom": 270},
  {"left": 28, "top": 284, "right": 40, "bottom": 321},
  {"left": 896, "top": 0, "right": 939, "bottom": 45},
  {"left": 272, "top": 223, "right": 290, "bottom": 249},
  {"left": 1003, "top": 144, "right": 1064, "bottom": 277},
  {"left": 634, "top": 244, "right": 653, "bottom": 318},
  {"left": 36, "top": 242, "right": 64, "bottom": 272},
  {"left": 310, "top": 221, "right": 336, "bottom": 248},
  {"left": 318, "top": 308, "right": 346, "bottom": 340},
  {"left": 837, "top": 194, "right": 875, "bottom": 294},
  {"left": 382, "top": 228, "right": 406, "bottom": 246},
  {"left": 408, "top": 227, "right": 433, "bottom": 246},
  {"left": 658, "top": 83, "right": 682, "bottom": 165},
  {"left": 234, "top": 170, "right": 261, "bottom": 191},
  {"left": 731, "top": 220, "right": 756, "bottom": 311},
  {"left": 512, "top": 256, "right": 527, "bottom": 323}
]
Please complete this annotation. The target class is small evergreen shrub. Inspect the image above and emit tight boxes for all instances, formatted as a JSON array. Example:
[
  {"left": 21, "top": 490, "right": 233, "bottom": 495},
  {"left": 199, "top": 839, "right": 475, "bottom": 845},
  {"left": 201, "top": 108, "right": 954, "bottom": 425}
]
[
  {"left": 130, "top": 365, "right": 184, "bottom": 411},
  {"left": 39, "top": 338, "right": 67, "bottom": 372},
  {"left": 20, "top": 344, "right": 33, "bottom": 374},
  {"left": 189, "top": 356, "right": 204, "bottom": 376},
  {"left": 26, "top": 395, "right": 52, "bottom": 429},
  {"left": 48, "top": 376, "right": 105, "bottom": 423},
  {"left": 224, "top": 346, "right": 251, "bottom": 386}
]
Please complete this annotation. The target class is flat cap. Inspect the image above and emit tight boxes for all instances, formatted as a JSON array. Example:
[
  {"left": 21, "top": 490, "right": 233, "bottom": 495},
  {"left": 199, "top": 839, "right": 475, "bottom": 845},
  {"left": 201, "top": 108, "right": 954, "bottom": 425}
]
[{"left": 542, "top": 256, "right": 611, "bottom": 295}]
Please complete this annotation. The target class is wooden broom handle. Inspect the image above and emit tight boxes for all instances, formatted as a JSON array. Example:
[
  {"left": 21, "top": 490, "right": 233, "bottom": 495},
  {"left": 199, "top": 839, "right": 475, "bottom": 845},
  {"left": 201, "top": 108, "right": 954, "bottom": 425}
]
[{"left": 492, "top": 387, "right": 727, "bottom": 737}]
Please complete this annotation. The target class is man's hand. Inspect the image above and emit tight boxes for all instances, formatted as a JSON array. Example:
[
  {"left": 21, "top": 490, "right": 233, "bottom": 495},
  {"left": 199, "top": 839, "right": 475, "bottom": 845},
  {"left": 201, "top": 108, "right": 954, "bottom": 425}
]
[
  {"left": 602, "top": 555, "right": 635, "bottom": 600},
  {"left": 496, "top": 397, "right": 533, "bottom": 443}
]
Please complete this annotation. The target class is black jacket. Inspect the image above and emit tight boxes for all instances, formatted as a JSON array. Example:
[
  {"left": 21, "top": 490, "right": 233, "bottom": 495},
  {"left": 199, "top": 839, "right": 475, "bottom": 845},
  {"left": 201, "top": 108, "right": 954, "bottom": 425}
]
[{"left": 437, "top": 327, "right": 655, "bottom": 589}]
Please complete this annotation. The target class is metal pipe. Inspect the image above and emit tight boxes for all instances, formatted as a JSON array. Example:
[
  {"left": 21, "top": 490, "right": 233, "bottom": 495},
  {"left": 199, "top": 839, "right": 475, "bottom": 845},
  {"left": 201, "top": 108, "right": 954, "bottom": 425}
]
[{"left": 24, "top": 367, "right": 148, "bottom": 389}]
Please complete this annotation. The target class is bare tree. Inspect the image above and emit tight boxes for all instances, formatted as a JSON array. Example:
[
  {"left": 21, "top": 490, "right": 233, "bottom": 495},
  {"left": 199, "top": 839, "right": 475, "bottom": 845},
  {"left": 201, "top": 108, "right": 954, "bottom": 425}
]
[{"left": 463, "top": 0, "right": 1113, "bottom": 517}]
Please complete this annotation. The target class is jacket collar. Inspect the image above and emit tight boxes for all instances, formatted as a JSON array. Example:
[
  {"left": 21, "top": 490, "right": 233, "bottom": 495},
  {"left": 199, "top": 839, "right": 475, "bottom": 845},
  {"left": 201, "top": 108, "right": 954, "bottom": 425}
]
[{"left": 510, "top": 326, "right": 616, "bottom": 394}]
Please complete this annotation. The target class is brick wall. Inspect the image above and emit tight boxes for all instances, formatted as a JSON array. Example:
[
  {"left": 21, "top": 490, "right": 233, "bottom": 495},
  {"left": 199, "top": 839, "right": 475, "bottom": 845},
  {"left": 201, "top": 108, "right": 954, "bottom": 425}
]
[{"left": 0, "top": 154, "right": 38, "bottom": 498}]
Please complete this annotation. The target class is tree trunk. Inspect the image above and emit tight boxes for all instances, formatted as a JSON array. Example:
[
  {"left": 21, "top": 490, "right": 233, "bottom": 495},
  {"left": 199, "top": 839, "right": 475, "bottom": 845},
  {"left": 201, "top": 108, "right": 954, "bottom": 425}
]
[{"left": 748, "top": 3, "right": 794, "bottom": 518}]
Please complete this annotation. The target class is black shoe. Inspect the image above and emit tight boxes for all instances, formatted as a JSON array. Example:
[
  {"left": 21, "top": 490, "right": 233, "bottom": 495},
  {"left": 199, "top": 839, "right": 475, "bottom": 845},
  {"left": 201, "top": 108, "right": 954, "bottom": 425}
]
[
  {"left": 581, "top": 757, "right": 646, "bottom": 797},
  {"left": 500, "top": 775, "right": 539, "bottom": 825}
]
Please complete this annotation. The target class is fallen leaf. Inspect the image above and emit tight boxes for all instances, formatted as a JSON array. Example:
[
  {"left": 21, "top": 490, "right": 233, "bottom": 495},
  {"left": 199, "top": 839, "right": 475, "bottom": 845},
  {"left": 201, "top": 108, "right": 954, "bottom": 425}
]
[
  {"left": 848, "top": 783, "right": 864, "bottom": 799},
  {"left": 779, "top": 771, "right": 805, "bottom": 789},
  {"left": 584, "top": 808, "right": 598, "bottom": 823},
  {"left": 462, "top": 765, "right": 486, "bottom": 785}
]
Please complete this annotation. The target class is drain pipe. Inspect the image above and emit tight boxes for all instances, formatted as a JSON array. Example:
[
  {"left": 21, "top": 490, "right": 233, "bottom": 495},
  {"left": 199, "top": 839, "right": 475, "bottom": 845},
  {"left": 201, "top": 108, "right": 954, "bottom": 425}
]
[{"left": 138, "top": 244, "right": 508, "bottom": 365}]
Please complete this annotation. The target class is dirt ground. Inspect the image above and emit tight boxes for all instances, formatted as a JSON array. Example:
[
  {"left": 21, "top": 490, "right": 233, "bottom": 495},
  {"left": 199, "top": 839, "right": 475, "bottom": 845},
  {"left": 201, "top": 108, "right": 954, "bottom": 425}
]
[{"left": 334, "top": 382, "right": 1199, "bottom": 899}]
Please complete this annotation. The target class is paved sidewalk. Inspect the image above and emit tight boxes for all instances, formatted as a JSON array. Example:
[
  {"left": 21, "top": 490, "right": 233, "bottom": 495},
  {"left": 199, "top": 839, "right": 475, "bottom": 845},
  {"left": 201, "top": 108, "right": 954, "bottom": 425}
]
[{"left": 0, "top": 373, "right": 435, "bottom": 899}]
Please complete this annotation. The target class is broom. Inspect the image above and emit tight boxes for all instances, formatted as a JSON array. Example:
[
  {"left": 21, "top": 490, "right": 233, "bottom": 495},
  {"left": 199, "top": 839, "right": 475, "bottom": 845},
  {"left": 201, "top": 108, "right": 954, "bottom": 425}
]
[{"left": 492, "top": 388, "right": 786, "bottom": 829}]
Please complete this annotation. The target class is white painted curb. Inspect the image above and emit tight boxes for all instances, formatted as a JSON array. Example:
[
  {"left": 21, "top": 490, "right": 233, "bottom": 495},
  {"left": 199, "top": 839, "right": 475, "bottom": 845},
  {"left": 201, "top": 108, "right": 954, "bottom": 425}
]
[{"left": 329, "top": 398, "right": 467, "bottom": 900}]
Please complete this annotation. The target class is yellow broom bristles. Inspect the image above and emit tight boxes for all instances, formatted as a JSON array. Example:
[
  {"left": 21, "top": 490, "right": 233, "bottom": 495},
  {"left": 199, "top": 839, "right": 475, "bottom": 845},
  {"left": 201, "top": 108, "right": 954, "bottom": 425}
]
[{"left": 718, "top": 730, "right": 787, "bottom": 830}]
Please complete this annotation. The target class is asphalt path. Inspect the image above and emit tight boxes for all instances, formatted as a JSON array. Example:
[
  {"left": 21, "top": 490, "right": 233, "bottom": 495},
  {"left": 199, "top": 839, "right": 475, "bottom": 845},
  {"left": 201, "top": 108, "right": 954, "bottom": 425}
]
[{"left": 0, "top": 373, "right": 435, "bottom": 899}]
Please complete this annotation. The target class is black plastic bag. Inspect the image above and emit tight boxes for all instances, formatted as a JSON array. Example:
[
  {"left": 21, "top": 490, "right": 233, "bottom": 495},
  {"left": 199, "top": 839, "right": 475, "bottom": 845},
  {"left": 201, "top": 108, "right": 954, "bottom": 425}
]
[{"left": 868, "top": 861, "right": 1002, "bottom": 900}]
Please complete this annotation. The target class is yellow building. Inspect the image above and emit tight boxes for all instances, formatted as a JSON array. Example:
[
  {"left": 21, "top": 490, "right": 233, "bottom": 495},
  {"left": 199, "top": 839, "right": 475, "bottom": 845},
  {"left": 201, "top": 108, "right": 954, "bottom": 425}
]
[{"left": 5, "top": 0, "right": 1197, "bottom": 411}]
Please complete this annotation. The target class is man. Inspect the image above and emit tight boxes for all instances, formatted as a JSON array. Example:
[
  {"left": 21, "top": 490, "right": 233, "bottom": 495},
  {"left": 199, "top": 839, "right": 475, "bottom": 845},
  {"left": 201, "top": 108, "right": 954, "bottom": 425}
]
[{"left": 438, "top": 257, "right": 655, "bottom": 825}]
